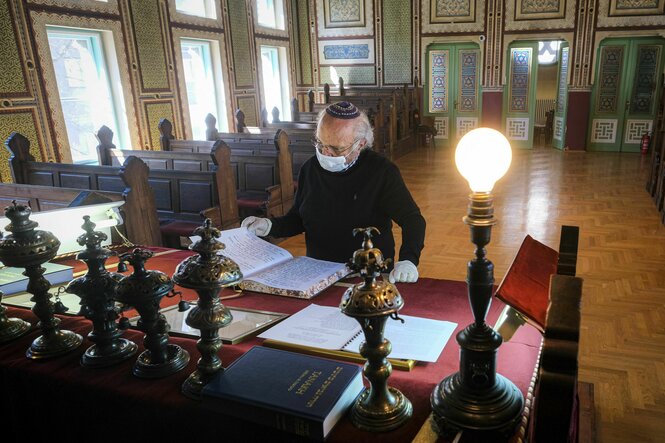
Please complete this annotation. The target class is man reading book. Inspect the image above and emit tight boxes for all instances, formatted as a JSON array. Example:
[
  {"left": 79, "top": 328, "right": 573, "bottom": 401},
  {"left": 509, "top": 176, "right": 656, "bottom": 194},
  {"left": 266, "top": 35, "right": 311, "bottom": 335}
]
[{"left": 242, "top": 101, "right": 426, "bottom": 283}]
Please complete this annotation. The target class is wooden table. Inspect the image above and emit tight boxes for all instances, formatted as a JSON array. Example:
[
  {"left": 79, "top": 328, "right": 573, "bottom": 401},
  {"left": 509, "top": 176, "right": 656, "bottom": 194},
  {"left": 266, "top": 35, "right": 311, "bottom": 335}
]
[{"left": 0, "top": 248, "right": 542, "bottom": 442}]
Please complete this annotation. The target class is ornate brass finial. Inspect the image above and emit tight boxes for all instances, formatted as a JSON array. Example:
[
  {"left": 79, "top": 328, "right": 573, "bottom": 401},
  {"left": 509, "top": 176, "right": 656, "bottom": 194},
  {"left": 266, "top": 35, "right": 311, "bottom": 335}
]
[
  {"left": 173, "top": 218, "right": 240, "bottom": 399},
  {"left": 65, "top": 215, "right": 137, "bottom": 368},
  {"left": 116, "top": 248, "right": 189, "bottom": 378},
  {"left": 0, "top": 201, "right": 82, "bottom": 358},
  {"left": 340, "top": 227, "right": 412, "bottom": 431}
]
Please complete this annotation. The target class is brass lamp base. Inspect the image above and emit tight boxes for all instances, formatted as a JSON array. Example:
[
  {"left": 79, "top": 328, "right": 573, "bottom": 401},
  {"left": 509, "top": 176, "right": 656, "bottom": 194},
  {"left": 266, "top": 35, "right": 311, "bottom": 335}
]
[
  {"left": 0, "top": 315, "right": 31, "bottom": 343},
  {"left": 133, "top": 344, "right": 190, "bottom": 379},
  {"left": 350, "top": 386, "right": 413, "bottom": 432},
  {"left": 81, "top": 339, "right": 138, "bottom": 368},
  {"left": 431, "top": 371, "right": 524, "bottom": 438},
  {"left": 26, "top": 329, "right": 83, "bottom": 360}
]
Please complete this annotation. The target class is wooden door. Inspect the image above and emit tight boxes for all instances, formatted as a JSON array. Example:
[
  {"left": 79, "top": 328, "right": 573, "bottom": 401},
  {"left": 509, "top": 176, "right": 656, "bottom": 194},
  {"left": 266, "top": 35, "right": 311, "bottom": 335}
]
[
  {"left": 552, "top": 43, "right": 570, "bottom": 150},
  {"left": 588, "top": 38, "right": 664, "bottom": 152},
  {"left": 425, "top": 43, "right": 481, "bottom": 148},
  {"left": 504, "top": 42, "right": 539, "bottom": 149}
]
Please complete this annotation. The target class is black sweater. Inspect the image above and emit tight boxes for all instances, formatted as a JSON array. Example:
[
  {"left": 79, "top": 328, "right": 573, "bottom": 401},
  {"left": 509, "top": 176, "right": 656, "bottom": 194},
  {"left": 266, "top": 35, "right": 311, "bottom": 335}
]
[{"left": 270, "top": 149, "right": 426, "bottom": 266}]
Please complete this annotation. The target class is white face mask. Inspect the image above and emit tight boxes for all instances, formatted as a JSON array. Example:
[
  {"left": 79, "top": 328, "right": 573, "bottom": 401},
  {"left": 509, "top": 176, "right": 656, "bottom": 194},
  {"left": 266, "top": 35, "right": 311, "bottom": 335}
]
[{"left": 315, "top": 142, "right": 361, "bottom": 172}]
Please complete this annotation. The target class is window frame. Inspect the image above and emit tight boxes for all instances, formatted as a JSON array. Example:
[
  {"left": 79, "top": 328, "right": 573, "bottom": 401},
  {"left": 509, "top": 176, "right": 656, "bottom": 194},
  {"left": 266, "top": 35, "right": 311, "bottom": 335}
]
[
  {"left": 253, "top": 0, "right": 289, "bottom": 38},
  {"left": 167, "top": 0, "right": 224, "bottom": 27},
  {"left": 256, "top": 40, "right": 293, "bottom": 122},
  {"left": 32, "top": 11, "right": 139, "bottom": 164},
  {"left": 173, "top": 29, "right": 233, "bottom": 138}
]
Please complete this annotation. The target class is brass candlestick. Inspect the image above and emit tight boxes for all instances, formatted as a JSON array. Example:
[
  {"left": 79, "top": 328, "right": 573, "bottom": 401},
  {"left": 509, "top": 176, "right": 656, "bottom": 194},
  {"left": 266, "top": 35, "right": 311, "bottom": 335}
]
[
  {"left": 115, "top": 248, "right": 189, "bottom": 378},
  {"left": 340, "top": 227, "right": 412, "bottom": 432},
  {"left": 0, "top": 289, "right": 31, "bottom": 343},
  {"left": 0, "top": 202, "right": 82, "bottom": 358},
  {"left": 65, "top": 216, "right": 137, "bottom": 367},
  {"left": 173, "top": 219, "right": 241, "bottom": 399}
]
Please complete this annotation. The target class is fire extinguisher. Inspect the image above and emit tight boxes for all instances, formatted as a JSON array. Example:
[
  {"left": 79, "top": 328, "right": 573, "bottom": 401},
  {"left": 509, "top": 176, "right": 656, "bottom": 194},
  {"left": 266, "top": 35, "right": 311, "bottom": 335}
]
[{"left": 641, "top": 132, "right": 651, "bottom": 155}]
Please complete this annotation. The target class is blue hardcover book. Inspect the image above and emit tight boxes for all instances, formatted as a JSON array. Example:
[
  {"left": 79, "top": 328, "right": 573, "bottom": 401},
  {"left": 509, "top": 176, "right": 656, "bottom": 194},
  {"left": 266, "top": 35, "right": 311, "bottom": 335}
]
[{"left": 202, "top": 346, "right": 364, "bottom": 440}]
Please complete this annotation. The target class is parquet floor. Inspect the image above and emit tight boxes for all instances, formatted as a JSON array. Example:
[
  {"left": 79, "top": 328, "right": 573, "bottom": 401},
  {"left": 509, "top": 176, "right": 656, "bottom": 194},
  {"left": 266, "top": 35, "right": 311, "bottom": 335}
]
[{"left": 279, "top": 143, "right": 665, "bottom": 442}]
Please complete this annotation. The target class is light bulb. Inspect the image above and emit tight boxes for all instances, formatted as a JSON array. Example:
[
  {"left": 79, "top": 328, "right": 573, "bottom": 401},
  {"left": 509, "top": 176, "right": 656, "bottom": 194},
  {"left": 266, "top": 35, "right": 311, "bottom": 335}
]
[{"left": 455, "top": 128, "right": 512, "bottom": 193}]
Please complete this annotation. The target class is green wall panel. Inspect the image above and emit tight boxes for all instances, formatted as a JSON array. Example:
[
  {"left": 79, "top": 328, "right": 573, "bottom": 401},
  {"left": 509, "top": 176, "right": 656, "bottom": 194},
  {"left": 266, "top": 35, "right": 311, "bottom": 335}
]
[
  {"left": 145, "top": 102, "right": 174, "bottom": 149},
  {"left": 294, "top": 0, "right": 312, "bottom": 85},
  {"left": 228, "top": 0, "right": 254, "bottom": 88},
  {"left": 0, "top": 111, "right": 41, "bottom": 182},
  {"left": 237, "top": 96, "right": 258, "bottom": 127},
  {"left": 131, "top": 0, "right": 169, "bottom": 91},
  {"left": 0, "top": 0, "right": 27, "bottom": 94},
  {"left": 382, "top": 0, "right": 412, "bottom": 85},
  {"left": 320, "top": 66, "right": 376, "bottom": 85}
]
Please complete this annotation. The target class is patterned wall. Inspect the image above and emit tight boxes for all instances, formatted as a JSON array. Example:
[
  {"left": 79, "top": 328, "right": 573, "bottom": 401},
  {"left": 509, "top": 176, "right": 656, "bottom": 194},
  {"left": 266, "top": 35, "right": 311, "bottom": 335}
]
[
  {"left": 0, "top": 0, "right": 27, "bottom": 95},
  {"left": 382, "top": 0, "right": 412, "bottom": 85},
  {"left": 237, "top": 96, "right": 258, "bottom": 127},
  {"left": 319, "top": 66, "right": 375, "bottom": 85},
  {"left": 228, "top": 0, "right": 254, "bottom": 88},
  {"left": 293, "top": 0, "right": 313, "bottom": 86},
  {"left": 144, "top": 101, "right": 175, "bottom": 149},
  {"left": 129, "top": 0, "right": 169, "bottom": 91},
  {"left": 0, "top": 110, "right": 42, "bottom": 182},
  {"left": 505, "top": 0, "right": 576, "bottom": 31}
]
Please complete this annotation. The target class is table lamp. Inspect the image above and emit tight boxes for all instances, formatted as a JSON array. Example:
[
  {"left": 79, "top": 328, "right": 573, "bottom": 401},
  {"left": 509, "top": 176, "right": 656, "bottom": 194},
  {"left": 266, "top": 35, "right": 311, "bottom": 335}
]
[{"left": 430, "top": 128, "right": 524, "bottom": 437}]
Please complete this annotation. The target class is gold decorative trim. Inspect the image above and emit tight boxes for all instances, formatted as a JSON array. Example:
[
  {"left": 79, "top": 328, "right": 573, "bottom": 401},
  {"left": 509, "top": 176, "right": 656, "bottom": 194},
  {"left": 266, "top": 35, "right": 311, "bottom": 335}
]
[
  {"left": 421, "top": 0, "right": 485, "bottom": 33},
  {"left": 505, "top": 0, "right": 576, "bottom": 31},
  {"left": 166, "top": 0, "right": 224, "bottom": 29},
  {"left": 598, "top": 1, "right": 665, "bottom": 27},
  {"left": 171, "top": 27, "right": 234, "bottom": 138},
  {"left": 316, "top": 0, "right": 374, "bottom": 37},
  {"left": 26, "top": 0, "right": 119, "bottom": 14},
  {"left": 30, "top": 11, "right": 140, "bottom": 163}
]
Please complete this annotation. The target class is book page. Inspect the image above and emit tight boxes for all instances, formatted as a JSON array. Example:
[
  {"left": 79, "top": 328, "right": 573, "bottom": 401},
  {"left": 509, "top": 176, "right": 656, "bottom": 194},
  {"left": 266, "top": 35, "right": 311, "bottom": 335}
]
[
  {"left": 193, "top": 227, "right": 293, "bottom": 278},
  {"left": 248, "top": 256, "right": 348, "bottom": 293},
  {"left": 258, "top": 304, "right": 360, "bottom": 350},
  {"left": 344, "top": 314, "right": 457, "bottom": 363}
]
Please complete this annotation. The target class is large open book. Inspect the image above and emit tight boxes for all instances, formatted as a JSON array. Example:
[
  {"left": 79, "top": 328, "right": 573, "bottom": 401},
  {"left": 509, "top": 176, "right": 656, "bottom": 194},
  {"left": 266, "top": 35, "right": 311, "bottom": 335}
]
[
  {"left": 258, "top": 304, "right": 457, "bottom": 366},
  {"left": 200, "top": 228, "right": 349, "bottom": 299}
]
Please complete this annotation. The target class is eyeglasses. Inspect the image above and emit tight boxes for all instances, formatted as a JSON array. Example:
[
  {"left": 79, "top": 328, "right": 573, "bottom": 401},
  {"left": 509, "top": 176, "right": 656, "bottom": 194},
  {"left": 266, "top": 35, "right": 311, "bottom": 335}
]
[{"left": 312, "top": 137, "right": 363, "bottom": 157}]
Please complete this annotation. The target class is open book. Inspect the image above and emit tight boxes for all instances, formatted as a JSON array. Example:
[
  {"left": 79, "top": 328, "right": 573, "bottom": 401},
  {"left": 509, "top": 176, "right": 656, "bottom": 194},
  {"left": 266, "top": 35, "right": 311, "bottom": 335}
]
[
  {"left": 258, "top": 304, "right": 457, "bottom": 364},
  {"left": 201, "top": 228, "right": 349, "bottom": 299}
]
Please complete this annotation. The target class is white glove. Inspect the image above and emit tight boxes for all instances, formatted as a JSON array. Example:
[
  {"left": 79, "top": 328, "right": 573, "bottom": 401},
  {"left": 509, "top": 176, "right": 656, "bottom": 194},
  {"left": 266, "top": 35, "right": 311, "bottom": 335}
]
[
  {"left": 389, "top": 260, "right": 419, "bottom": 283},
  {"left": 241, "top": 216, "right": 272, "bottom": 237}
]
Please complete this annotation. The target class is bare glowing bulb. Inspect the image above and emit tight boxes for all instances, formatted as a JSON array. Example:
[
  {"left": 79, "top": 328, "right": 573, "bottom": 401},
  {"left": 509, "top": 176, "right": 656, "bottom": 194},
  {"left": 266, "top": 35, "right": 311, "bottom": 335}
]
[{"left": 455, "top": 128, "right": 512, "bottom": 192}]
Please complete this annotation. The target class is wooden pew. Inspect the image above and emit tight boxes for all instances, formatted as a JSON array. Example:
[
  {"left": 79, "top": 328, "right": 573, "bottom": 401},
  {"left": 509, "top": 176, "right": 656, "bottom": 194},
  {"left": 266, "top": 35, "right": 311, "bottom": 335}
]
[
  {"left": 5, "top": 132, "right": 162, "bottom": 247},
  {"left": 158, "top": 120, "right": 294, "bottom": 217},
  {"left": 95, "top": 126, "right": 240, "bottom": 246}
]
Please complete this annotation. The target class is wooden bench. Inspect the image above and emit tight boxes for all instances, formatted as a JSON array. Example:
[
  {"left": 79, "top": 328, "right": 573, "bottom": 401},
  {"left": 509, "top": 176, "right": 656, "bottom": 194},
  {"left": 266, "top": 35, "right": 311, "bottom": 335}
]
[
  {"left": 5, "top": 132, "right": 161, "bottom": 247},
  {"left": 158, "top": 120, "right": 294, "bottom": 217}
]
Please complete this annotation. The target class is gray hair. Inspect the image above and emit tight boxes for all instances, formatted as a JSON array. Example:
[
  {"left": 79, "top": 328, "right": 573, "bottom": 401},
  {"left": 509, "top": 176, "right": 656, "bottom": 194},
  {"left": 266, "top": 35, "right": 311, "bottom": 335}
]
[{"left": 316, "top": 108, "right": 375, "bottom": 150}]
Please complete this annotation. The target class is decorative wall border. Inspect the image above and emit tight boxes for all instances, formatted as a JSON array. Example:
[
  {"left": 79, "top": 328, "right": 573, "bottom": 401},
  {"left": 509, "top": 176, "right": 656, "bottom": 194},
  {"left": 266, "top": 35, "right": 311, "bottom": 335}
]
[
  {"left": 421, "top": 0, "right": 485, "bottom": 34},
  {"left": 505, "top": 0, "right": 576, "bottom": 31},
  {"left": 316, "top": 0, "right": 374, "bottom": 38},
  {"left": 171, "top": 27, "right": 234, "bottom": 137},
  {"left": 318, "top": 38, "right": 375, "bottom": 65},
  {"left": 598, "top": 0, "right": 665, "bottom": 27},
  {"left": 30, "top": 11, "right": 140, "bottom": 162},
  {"left": 27, "top": 0, "right": 120, "bottom": 14}
]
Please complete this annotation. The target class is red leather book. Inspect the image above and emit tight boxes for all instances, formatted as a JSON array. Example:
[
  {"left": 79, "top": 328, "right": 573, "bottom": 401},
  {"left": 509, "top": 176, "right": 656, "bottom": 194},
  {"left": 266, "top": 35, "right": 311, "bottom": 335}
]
[{"left": 495, "top": 235, "right": 558, "bottom": 332}]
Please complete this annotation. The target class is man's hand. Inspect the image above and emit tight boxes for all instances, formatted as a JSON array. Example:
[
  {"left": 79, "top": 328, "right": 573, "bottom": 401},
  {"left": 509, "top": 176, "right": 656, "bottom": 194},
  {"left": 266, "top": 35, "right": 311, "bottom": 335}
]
[
  {"left": 241, "top": 216, "right": 272, "bottom": 237},
  {"left": 388, "top": 260, "right": 419, "bottom": 283}
]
